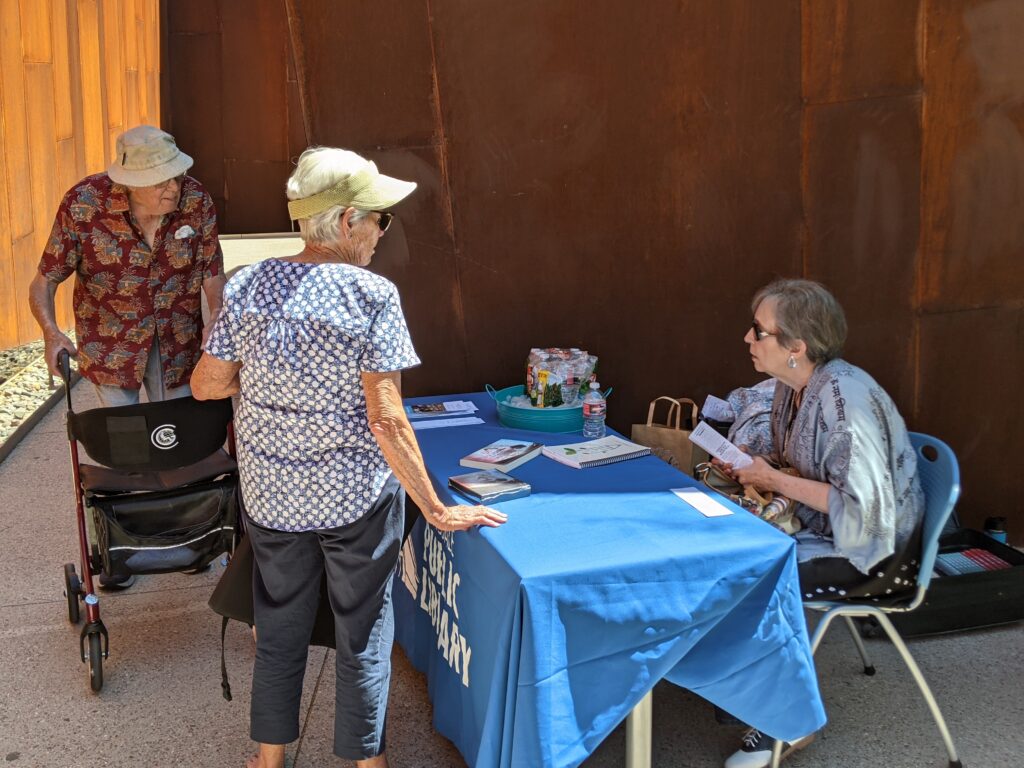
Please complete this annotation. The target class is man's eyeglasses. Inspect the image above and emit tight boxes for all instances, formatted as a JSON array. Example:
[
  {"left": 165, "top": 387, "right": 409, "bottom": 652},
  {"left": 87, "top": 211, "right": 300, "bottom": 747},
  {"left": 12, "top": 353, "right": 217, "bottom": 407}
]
[
  {"left": 152, "top": 174, "right": 185, "bottom": 191},
  {"left": 375, "top": 212, "right": 393, "bottom": 233},
  {"left": 751, "top": 320, "right": 778, "bottom": 341}
]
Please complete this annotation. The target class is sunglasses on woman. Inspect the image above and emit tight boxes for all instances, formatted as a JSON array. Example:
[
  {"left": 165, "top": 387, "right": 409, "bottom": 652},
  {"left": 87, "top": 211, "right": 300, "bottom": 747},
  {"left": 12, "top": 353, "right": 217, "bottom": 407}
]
[
  {"left": 751, "top": 320, "right": 778, "bottom": 340},
  {"left": 375, "top": 212, "right": 393, "bottom": 233}
]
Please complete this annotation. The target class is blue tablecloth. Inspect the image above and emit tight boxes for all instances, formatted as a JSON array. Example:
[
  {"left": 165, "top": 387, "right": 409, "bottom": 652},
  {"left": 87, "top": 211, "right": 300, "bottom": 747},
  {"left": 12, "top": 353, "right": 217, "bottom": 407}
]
[{"left": 393, "top": 392, "right": 826, "bottom": 768}]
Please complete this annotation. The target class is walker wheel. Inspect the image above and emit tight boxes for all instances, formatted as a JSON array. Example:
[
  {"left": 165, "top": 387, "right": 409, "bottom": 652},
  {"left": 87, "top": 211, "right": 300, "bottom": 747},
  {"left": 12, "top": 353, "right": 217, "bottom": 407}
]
[
  {"left": 87, "top": 632, "right": 104, "bottom": 692},
  {"left": 63, "top": 563, "right": 81, "bottom": 624}
]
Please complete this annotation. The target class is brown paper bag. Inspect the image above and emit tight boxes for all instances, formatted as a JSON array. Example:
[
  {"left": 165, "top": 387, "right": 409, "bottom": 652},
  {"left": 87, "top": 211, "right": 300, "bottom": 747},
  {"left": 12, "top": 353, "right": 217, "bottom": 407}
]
[{"left": 631, "top": 396, "right": 708, "bottom": 476}]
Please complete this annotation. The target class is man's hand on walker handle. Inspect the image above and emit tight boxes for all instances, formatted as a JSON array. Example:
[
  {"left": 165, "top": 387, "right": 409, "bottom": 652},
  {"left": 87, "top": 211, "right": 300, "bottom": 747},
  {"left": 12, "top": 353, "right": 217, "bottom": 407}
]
[
  {"left": 423, "top": 504, "right": 508, "bottom": 532},
  {"left": 44, "top": 330, "right": 77, "bottom": 378}
]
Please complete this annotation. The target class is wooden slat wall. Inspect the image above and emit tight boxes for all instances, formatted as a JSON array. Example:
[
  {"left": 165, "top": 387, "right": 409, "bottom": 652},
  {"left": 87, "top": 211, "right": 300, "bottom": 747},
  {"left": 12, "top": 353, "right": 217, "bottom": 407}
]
[{"left": 0, "top": 0, "right": 161, "bottom": 350}]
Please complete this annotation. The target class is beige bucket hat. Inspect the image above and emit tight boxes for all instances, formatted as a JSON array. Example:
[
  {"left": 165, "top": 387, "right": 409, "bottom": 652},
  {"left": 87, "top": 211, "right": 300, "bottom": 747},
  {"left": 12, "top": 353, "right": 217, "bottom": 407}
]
[
  {"left": 107, "top": 125, "right": 194, "bottom": 187},
  {"left": 287, "top": 153, "right": 417, "bottom": 221}
]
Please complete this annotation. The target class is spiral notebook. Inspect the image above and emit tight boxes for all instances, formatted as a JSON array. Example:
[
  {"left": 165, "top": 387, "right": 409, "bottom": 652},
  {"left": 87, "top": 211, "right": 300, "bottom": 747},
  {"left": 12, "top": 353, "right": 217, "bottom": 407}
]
[{"left": 541, "top": 435, "right": 651, "bottom": 469}]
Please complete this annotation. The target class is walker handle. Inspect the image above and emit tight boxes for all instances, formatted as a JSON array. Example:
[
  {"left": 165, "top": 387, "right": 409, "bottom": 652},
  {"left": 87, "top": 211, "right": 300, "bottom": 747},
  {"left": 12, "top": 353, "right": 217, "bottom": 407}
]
[
  {"left": 57, "top": 349, "right": 74, "bottom": 414},
  {"left": 57, "top": 349, "right": 72, "bottom": 388}
]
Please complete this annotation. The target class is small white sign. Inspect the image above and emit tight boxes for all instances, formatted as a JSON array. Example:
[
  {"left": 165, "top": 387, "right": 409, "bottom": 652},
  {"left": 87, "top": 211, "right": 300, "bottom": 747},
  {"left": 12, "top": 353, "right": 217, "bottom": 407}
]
[
  {"left": 411, "top": 417, "right": 485, "bottom": 431},
  {"left": 671, "top": 487, "right": 734, "bottom": 517}
]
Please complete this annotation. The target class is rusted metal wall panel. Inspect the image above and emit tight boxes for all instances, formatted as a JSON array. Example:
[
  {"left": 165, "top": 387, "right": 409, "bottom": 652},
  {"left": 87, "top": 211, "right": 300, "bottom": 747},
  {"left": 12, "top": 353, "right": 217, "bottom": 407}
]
[
  {"left": 164, "top": 0, "right": 297, "bottom": 233},
  {"left": 288, "top": 0, "right": 804, "bottom": 416},
  {"left": 161, "top": 0, "right": 1023, "bottom": 539},
  {"left": 289, "top": 0, "right": 470, "bottom": 391},
  {"left": 917, "top": 308, "right": 1022, "bottom": 532},
  {"left": 803, "top": 96, "right": 922, "bottom": 413},
  {"left": 455, "top": 0, "right": 802, "bottom": 409},
  {"left": 166, "top": 30, "right": 225, "bottom": 213},
  {"left": 802, "top": 0, "right": 922, "bottom": 103},
  {"left": 921, "top": 0, "right": 1024, "bottom": 311},
  {"left": 291, "top": 0, "right": 439, "bottom": 149},
  {"left": 917, "top": 0, "right": 1024, "bottom": 533}
]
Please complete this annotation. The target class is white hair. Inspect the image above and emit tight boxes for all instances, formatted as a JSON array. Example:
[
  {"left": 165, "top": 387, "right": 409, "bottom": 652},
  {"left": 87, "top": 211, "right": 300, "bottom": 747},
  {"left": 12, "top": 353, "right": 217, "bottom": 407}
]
[{"left": 286, "top": 147, "right": 371, "bottom": 244}]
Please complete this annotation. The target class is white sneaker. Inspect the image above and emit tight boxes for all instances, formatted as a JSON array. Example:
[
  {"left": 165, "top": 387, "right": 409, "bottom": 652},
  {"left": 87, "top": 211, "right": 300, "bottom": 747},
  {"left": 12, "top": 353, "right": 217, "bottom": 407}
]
[{"left": 723, "top": 728, "right": 816, "bottom": 768}]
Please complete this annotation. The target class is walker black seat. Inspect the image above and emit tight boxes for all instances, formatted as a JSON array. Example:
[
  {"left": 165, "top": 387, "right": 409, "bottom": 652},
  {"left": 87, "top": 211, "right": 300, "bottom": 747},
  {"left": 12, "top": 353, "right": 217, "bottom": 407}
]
[{"left": 79, "top": 448, "right": 237, "bottom": 494}]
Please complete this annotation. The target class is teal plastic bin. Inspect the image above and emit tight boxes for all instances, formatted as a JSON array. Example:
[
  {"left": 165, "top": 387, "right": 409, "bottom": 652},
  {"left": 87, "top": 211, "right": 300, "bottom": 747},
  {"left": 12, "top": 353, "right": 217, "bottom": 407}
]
[{"left": 486, "top": 384, "right": 611, "bottom": 434}]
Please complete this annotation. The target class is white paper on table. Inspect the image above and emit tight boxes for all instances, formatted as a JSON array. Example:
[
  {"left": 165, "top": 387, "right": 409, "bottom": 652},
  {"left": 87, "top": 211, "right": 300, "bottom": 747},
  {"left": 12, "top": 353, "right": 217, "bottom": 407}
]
[
  {"left": 411, "top": 417, "right": 485, "bottom": 431},
  {"left": 688, "top": 421, "right": 753, "bottom": 468},
  {"left": 671, "top": 487, "right": 734, "bottom": 517},
  {"left": 701, "top": 394, "right": 735, "bottom": 422}
]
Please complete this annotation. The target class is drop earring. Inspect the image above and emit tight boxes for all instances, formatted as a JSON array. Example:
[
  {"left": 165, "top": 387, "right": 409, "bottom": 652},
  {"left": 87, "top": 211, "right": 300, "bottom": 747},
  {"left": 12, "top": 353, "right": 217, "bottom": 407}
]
[{"left": 787, "top": 355, "right": 797, "bottom": 369}]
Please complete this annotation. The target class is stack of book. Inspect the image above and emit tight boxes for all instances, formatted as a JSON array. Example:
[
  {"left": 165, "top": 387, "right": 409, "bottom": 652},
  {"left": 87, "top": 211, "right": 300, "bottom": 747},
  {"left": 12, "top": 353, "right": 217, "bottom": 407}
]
[
  {"left": 448, "top": 470, "right": 531, "bottom": 503},
  {"left": 405, "top": 400, "right": 479, "bottom": 418},
  {"left": 459, "top": 439, "right": 543, "bottom": 472}
]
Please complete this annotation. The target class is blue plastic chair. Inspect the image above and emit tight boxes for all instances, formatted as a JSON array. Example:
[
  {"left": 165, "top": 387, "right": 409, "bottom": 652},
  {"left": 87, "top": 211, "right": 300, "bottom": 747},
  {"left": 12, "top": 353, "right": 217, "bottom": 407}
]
[{"left": 770, "top": 432, "right": 963, "bottom": 768}]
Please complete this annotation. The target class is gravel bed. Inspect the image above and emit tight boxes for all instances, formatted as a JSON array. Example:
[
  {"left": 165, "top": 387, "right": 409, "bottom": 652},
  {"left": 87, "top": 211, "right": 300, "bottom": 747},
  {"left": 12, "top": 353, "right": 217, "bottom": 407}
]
[{"left": 0, "top": 335, "right": 74, "bottom": 448}]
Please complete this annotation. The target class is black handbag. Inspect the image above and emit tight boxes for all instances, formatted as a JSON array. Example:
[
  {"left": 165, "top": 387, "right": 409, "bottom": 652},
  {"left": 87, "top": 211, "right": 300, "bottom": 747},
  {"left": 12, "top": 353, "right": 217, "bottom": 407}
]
[
  {"left": 208, "top": 495, "right": 422, "bottom": 700},
  {"left": 207, "top": 534, "right": 337, "bottom": 700}
]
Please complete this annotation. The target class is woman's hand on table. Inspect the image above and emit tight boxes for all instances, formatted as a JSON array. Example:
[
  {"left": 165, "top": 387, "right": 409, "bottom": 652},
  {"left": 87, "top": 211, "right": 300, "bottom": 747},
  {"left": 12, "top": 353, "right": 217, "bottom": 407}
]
[{"left": 424, "top": 504, "right": 508, "bottom": 532}]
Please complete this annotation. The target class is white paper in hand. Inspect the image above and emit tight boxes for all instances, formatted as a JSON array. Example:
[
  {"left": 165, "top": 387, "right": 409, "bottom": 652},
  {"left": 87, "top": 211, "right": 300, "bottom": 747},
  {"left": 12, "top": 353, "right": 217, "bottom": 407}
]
[
  {"left": 701, "top": 394, "right": 735, "bottom": 422},
  {"left": 688, "top": 421, "right": 753, "bottom": 468}
]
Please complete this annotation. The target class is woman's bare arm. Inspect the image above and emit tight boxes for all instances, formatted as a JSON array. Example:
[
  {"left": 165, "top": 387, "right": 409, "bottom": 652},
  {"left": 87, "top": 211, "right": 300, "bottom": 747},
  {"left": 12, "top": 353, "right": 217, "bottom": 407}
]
[{"left": 362, "top": 371, "right": 507, "bottom": 532}]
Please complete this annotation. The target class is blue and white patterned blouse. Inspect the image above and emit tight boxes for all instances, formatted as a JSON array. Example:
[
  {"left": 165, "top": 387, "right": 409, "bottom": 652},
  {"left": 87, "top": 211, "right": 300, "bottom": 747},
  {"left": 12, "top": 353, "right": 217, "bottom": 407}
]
[{"left": 204, "top": 259, "right": 420, "bottom": 531}]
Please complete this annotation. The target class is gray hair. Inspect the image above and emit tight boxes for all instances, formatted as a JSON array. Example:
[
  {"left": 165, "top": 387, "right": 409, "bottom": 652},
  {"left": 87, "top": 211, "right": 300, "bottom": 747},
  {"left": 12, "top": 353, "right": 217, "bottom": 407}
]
[
  {"left": 751, "top": 279, "right": 847, "bottom": 364},
  {"left": 286, "top": 147, "right": 371, "bottom": 245}
]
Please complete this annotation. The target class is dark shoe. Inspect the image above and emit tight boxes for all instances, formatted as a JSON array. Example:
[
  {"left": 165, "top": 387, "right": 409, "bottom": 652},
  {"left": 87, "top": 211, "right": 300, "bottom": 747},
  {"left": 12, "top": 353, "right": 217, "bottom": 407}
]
[
  {"left": 185, "top": 562, "right": 212, "bottom": 575},
  {"left": 98, "top": 573, "right": 136, "bottom": 591},
  {"left": 724, "top": 728, "right": 815, "bottom": 768}
]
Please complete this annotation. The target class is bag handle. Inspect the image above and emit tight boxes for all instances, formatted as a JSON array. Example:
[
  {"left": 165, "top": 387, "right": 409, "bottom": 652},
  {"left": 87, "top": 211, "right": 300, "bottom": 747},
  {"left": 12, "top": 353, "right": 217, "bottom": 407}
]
[
  {"left": 674, "top": 397, "right": 699, "bottom": 427},
  {"left": 646, "top": 396, "right": 682, "bottom": 429},
  {"left": 645, "top": 396, "right": 699, "bottom": 430}
]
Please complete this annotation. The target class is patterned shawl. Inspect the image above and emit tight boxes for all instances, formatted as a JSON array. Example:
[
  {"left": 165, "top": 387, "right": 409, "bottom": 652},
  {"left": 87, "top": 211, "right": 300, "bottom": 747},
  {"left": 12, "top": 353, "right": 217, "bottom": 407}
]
[{"left": 769, "top": 359, "right": 924, "bottom": 574}]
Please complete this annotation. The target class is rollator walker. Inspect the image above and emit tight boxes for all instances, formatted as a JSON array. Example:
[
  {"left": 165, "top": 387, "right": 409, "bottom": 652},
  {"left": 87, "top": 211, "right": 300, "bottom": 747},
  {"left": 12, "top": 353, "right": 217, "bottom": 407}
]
[{"left": 57, "top": 350, "right": 238, "bottom": 692}]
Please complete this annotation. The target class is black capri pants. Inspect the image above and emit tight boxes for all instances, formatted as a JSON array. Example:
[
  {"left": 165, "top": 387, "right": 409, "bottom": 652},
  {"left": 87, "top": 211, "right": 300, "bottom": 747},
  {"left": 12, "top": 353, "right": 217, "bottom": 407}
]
[{"left": 246, "top": 475, "right": 405, "bottom": 760}]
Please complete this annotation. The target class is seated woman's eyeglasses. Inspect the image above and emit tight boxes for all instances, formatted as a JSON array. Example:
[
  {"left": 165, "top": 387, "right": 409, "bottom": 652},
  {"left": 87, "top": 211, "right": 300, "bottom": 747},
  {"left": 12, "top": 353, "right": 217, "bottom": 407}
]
[
  {"left": 375, "top": 212, "right": 393, "bottom": 233},
  {"left": 751, "top": 320, "right": 777, "bottom": 340}
]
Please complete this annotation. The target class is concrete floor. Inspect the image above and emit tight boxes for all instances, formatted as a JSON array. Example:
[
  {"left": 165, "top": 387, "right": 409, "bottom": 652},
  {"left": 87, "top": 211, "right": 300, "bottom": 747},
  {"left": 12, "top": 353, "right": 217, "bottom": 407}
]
[{"left": 0, "top": 381, "right": 1021, "bottom": 768}]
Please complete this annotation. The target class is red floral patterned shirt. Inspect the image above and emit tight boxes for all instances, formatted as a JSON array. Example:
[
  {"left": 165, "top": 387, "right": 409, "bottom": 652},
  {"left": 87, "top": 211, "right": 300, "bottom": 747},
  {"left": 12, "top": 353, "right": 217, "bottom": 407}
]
[{"left": 38, "top": 173, "right": 223, "bottom": 389}]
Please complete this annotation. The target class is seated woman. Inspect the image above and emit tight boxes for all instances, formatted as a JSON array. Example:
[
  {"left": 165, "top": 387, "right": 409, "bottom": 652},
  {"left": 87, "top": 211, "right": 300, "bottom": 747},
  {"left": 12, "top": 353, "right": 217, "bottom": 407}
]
[{"left": 720, "top": 278, "right": 924, "bottom": 768}]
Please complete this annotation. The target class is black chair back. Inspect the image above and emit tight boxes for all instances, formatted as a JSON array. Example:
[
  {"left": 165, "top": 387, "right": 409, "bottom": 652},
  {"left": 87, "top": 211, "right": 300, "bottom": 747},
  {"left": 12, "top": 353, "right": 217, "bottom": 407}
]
[{"left": 68, "top": 396, "right": 233, "bottom": 472}]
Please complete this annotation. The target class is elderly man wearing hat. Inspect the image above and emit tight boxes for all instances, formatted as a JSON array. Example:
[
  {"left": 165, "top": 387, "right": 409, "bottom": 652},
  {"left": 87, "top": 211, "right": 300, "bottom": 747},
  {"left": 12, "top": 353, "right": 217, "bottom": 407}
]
[
  {"left": 29, "top": 125, "right": 225, "bottom": 409},
  {"left": 191, "top": 146, "right": 506, "bottom": 768}
]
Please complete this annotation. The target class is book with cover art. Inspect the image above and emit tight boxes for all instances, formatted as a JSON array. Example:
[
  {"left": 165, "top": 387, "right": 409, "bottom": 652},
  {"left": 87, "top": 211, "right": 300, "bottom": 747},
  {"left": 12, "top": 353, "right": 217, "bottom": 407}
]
[
  {"left": 542, "top": 435, "right": 651, "bottom": 469},
  {"left": 448, "top": 469, "right": 531, "bottom": 503},
  {"left": 459, "top": 438, "right": 543, "bottom": 471},
  {"left": 405, "top": 400, "right": 478, "bottom": 418}
]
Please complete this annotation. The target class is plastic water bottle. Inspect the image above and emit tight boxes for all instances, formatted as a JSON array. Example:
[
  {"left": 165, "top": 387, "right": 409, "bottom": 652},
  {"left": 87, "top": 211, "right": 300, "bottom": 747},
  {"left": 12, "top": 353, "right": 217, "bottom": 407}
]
[
  {"left": 984, "top": 516, "right": 1008, "bottom": 544},
  {"left": 582, "top": 382, "right": 606, "bottom": 439}
]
